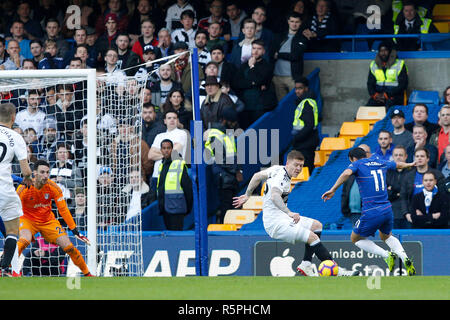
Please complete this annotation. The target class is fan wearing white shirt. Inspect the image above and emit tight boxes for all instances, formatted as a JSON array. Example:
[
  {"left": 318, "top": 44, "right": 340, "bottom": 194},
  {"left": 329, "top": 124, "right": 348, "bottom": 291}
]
[
  {"left": 15, "top": 90, "right": 46, "bottom": 137},
  {"left": 171, "top": 9, "right": 196, "bottom": 49}
]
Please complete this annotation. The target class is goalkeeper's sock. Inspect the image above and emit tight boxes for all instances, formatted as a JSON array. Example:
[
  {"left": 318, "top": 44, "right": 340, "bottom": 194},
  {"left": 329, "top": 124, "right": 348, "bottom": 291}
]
[
  {"left": 64, "top": 244, "right": 90, "bottom": 275},
  {"left": 303, "top": 230, "right": 322, "bottom": 262},
  {"left": 1, "top": 235, "right": 17, "bottom": 270},
  {"left": 384, "top": 235, "right": 408, "bottom": 262},
  {"left": 355, "top": 239, "right": 389, "bottom": 259},
  {"left": 310, "top": 239, "right": 333, "bottom": 262},
  {"left": 17, "top": 238, "right": 30, "bottom": 256}
]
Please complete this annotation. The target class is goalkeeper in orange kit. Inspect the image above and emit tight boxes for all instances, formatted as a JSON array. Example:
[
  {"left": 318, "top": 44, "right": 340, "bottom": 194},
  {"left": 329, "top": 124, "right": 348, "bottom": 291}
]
[{"left": 16, "top": 160, "right": 93, "bottom": 276}]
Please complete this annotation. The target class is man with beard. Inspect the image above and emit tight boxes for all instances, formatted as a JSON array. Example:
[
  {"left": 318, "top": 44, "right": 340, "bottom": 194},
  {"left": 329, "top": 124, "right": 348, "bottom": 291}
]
[
  {"left": 291, "top": 77, "right": 320, "bottom": 175},
  {"left": 194, "top": 29, "right": 211, "bottom": 71},
  {"left": 142, "top": 103, "right": 166, "bottom": 151},
  {"left": 148, "top": 63, "right": 183, "bottom": 108},
  {"left": 31, "top": 118, "right": 63, "bottom": 168},
  {"left": 373, "top": 130, "right": 395, "bottom": 161},
  {"left": 367, "top": 41, "right": 408, "bottom": 110}
]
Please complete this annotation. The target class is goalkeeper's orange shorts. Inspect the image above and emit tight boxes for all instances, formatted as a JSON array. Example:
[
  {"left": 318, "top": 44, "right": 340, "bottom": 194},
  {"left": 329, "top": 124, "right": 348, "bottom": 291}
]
[{"left": 19, "top": 217, "right": 67, "bottom": 244}]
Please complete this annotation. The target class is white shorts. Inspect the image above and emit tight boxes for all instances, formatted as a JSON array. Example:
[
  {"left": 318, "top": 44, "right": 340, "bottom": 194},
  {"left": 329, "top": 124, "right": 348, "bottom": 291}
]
[
  {"left": 264, "top": 214, "right": 315, "bottom": 244},
  {"left": 0, "top": 192, "right": 23, "bottom": 222}
]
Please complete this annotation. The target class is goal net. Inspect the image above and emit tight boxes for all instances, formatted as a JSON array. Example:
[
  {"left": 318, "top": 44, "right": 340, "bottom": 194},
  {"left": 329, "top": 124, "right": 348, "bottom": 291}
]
[{"left": 0, "top": 69, "right": 145, "bottom": 277}]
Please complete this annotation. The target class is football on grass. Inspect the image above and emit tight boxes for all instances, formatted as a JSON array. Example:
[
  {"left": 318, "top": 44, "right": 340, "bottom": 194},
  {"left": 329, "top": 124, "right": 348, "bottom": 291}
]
[{"left": 318, "top": 260, "right": 338, "bottom": 276}]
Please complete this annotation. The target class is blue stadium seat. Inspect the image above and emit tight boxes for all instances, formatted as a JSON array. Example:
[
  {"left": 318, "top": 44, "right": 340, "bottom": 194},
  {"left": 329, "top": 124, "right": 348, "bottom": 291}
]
[{"left": 408, "top": 90, "right": 440, "bottom": 105}]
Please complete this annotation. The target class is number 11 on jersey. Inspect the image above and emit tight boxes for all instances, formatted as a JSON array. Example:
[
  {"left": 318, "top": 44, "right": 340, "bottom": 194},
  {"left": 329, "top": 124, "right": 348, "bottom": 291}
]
[{"left": 370, "top": 169, "right": 385, "bottom": 191}]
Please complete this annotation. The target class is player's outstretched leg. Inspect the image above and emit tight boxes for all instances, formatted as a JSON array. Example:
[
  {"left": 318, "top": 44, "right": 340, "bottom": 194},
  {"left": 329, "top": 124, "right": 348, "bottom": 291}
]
[
  {"left": 297, "top": 220, "right": 322, "bottom": 276},
  {"left": 1, "top": 218, "right": 20, "bottom": 277},
  {"left": 380, "top": 232, "right": 415, "bottom": 276},
  {"left": 57, "top": 236, "right": 93, "bottom": 276}
]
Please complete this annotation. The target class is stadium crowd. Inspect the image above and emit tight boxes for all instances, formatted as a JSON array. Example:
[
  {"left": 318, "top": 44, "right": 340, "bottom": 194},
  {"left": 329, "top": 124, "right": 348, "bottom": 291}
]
[{"left": 0, "top": 0, "right": 448, "bottom": 230}]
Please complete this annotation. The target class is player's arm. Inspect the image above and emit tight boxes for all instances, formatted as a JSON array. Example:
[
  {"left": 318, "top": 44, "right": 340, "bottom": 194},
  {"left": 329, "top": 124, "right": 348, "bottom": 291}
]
[
  {"left": 271, "top": 187, "right": 300, "bottom": 223},
  {"left": 322, "top": 168, "right": 354, "bottom": 201},
  {"left": 395, "top": 161, "right": 416, "bottom": 170},
  {"left": 232, "top": 169, "right": 270, "bottom": 208},
  {"left": 19, "top": 159, "right": 33, "bottom": 187}
]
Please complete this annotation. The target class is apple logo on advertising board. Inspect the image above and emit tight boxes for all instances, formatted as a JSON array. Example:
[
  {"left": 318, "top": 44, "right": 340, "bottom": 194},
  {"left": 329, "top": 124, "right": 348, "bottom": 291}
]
[{"left": 269, "top": 248, "right": 296, "bottom": 277}]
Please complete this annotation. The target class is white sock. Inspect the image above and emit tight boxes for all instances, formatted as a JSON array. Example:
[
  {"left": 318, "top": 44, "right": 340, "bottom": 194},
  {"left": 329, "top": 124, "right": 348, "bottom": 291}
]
[
  {"left": 355, "top": 239, "right": 389, "bottom": 259},
  {"left": 10, "top": 246, "right": 20, "bottom": 274},
  {"left": 384, "top": 236, "right": 408, "bottom": 262}
]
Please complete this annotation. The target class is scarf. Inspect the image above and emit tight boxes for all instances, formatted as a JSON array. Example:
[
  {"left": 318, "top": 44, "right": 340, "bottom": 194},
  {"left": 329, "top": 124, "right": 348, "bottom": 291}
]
[
  {"left": 423, "top": 186, "right": 438, "bottom": 214},
  {"left": 174, "top": 54, "right": 188, "bottom": 82}
]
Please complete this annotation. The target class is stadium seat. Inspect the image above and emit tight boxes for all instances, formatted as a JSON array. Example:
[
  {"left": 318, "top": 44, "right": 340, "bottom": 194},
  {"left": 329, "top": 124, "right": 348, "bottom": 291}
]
[
  {"left": 207, "top": 224, "right": 238, "bottom": 231},
  {"left": 291, "top": 166, "right": 310, "bottom": 183},
  {"left": 314, "top": 150, "right": 327, "bottom": 167},
  {"left": 242, "top": 196, "right": 263, "bottom": 212},
  {"left": 223, "top": 210, "right": 256, "bottom": 229},
  {"left": 339, "top": 122, "right": 370, "bottom": 147},
  {"left": 318, "top": 137, "right": 350, "bottom": 164},
  {"left": 408, "top": 90, "right": 440, "bottom": 105},
  {"left": 432, "top": 4, "right": 450, "bottom": 21},
  {"left": 433, "top": 22, "right": 449, "bottom": 33},
  {"left": 355, "top": 106, "right": 386, "bottom": 130}
]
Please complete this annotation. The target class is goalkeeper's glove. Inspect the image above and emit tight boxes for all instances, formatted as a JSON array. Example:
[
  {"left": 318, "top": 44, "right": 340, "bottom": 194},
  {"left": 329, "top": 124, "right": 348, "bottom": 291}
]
[{"left": 71, "top": 227, "right": 91, "bottom": 246}]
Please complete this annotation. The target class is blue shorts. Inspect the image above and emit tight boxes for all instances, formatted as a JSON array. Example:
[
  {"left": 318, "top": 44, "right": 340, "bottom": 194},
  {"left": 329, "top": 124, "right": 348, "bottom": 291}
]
[{"left": 353, "top": 206, "right": 393, "bottom": 237}]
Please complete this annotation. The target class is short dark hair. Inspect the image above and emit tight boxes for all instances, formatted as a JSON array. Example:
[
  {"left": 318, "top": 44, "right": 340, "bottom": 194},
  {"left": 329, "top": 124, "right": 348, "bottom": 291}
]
[
  {"left": 46, "top": 18, "right": 60, "bottom": 27},
  {"left": 0, "top": 36, "right": 5, "bottom": 46},
  {"left": 379, "top": 130, "right": 392, "bottom": 138},
  {"left": 393, "top": 145, "right": 407, "bottom": 154},
  {"left": 142, "top": 103, "right": 156, "bottom": 111},
  {"left": 22, "top": 59, "right": 37, "bottom": 68},
  {"left": 181, "top": 9, "right": 195, "bottom": 20},
  {"left": 160, "top": 139, "right": 173, "bottom": 148},
  {"left": 57, "top": 84, "right": 74, "bottom": 92},
  {"left": 210, "top": 44, "right": 224, "bottom": 54},
  {"left": 287, "top": 11, "right": 303, "bottom": 21},
  {"left": 415, "top": 147, "right": 430, "bottom": 158},
  {"left": 34, "top": 159, "right": 50, "bottom": 171},
  {"left": 70, "top": 57, "right": 83, "bottom": 64},
  {"left": 164, "top": 110, "right": 178, "bottom": 119},
  {"left": 195, "top": 29, "right": 209, "bottom": 39},
  {"left": 241, "top": 18, "right": 257, "bottom": 29},
  {"left": 413, "top": 103, "right": 428, "bottom": 114},
  {"left": 287, "top": 150, "right": 305, "bottom": 162},
  {"left": 423, "top": 171, "right": 437, "bottom": 180},
  {"left": 348, "top": 147, "right": 367, "bottom": 160},
  {"left": 252, "top": 39, "right": 265, "bottom": 48},
  {"left": 295, "top": 76, "right": 309, "bottom": 87},
  {"left": 29, "top": 39, "right": 43, "bottom": 48}
]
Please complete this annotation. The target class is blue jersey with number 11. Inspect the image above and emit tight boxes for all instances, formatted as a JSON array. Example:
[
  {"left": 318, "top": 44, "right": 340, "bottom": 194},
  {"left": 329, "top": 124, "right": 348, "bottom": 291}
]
[{"left": 347, "top": 158, "right": 397, "bottom": 214}]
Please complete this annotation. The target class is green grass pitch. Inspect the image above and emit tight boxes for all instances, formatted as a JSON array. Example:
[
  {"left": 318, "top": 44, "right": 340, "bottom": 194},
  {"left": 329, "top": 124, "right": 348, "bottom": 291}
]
[{"left": 0, "top": 276, "right": 449, "bottom": 300}]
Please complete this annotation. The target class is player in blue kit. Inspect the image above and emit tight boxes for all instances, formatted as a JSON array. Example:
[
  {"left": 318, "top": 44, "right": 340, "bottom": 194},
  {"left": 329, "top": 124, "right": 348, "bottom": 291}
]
[{"left": 322, "top": 147, "right": 417, "bottom": 275}]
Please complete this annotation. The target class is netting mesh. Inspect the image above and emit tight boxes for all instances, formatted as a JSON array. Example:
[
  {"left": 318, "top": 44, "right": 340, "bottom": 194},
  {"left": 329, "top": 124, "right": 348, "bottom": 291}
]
[{"left": 0, "top": 71, "right": 145, "bottom": 276}]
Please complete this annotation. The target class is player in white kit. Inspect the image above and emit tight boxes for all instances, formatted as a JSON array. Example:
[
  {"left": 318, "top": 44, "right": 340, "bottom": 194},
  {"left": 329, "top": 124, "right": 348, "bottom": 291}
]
[
  {"left": 0, "top": 103, "right": 33, "bottom": 276},
  {"left": 233, "top": 150, "right": 359, "bottom": 276}
]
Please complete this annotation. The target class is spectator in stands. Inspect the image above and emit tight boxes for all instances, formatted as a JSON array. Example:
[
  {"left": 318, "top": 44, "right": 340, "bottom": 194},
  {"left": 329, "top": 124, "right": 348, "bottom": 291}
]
[
  {"left": 393, "top": 1, "right": 438, "bottom": 52},
  {"left": 13, "top": 2, "right": 44, "bottom": 40},
  {"left": 42, "top": 18, "right": 69, "bottom": 61},
  {"left": 171, "top": 9, "right": 197, "bottom": 49},
  {"left": 229, "top": 18, "right": 258, "bottom": 68},
  {"left": 7, "top": 20, "right": 32, "bottom": 59},
  {"left": 74, "top": 44, "right": 95, "bottom": 69},
  {"left": 72, "top": 120, "right": 88, "bottom": 186},
  {"left": 387, "top": 145, "right": 411, "bottom": 229},
  {"left": 272, "top": 12, "right": 308, "bottom": 102},
  {"left": 21, "top": 58, "right": 36, "bottom": 70},
  {"left": 116, "top": 33, "right": 142, "bottom": 76},
  {"left": 172, "top": 41, "right": 204, "bottom": 98},
  {"left": 131, "top": 19, "right": 161, "bottom": 61},
  {"left": 430, "top": 105, "right": 450, "bottom": 165},
  {"left": 165, "top": 0, "right": 197, "bottom": 32},
  {"left": 134, "top": 45, "right": 161, "bottom": 84},
  {"left": 111, "top": 119, "right": 152, "bottom": 186},
  {"left": 94, "top": 13, "right": 120, "bottom": 63},
  {"left": 64, "top": 28, "right": 97, "bottom": 68},
  {"left": 405, "top": 104, "right": 440, "bottom": 141},
  {"left": 411, "top": 171, "right": 449, "bottom": 228},
  {"left": 407, "top": 124, "right": 438, "bottom": 168},
  {"left": 0, "top": 40, "right": 24, "bottom": 70},
  {"left": 367, "top": 41, "right": 408, "bottom": 110},
  {"left": 0, "top": 37, "right": 7, "bottom": 67},
  {"left": 206, "top": 21, "right": 227, "bottom": 53},
  {"left": 220, "top": 80, "right": 245, "bottom": 114},
  {"left": 390, "top": 109, "right": 414, "bottom": 151},
  {"left": 201, "top": 76, "right": 234, "bottom": 129},
  {"left": 400, "top": 147, "right": 446, "bottom": 226},
  {"left": 149, "top": 111, "right": 188, "bottom": 192},
  {"left": 50, "top": 142, "right": 83, "bottom": 198},
  {"left": 162, "top": 89, "right": 192, "bottom": 131},
  {"left": 157, "top": 138, "right": 193, "bottom": 230},
  {"left": 38, "top": 40, "right": 65, "bottom": 69},
  {"left": 128, "top": 0, "right": 165, "bottom": 44},
  {"left": 225, "top": 1, "right": 247, "bottom": 38},
  {"left": 30, "top": 40, "right": 44, "bottom": 66},
  {"left": 68, "top": 57, "right": 83, "bottom": 69},
  {"left": 443, "top": 86, "right": 450, "bottom": 105},
  {"left": 194, "top": 29, "right": 211, "bottom": 71},
  {"left": 341, "top": 172, "right": 361, "bottom": 227},
  {"left": 31, "top": 117, "right": 61, "bottom": 168},
  {"left": 103, "top": 48, "right": 127, "bottom": 87},
  {"left": 142, "top": 103, "right": 166, "bottom": 152},
  {"left": 96, "top": 166, "right": 118, "bottom": 226},
  {"left": 120, "top": 168, "right": 155, "bottom": 221},
  {"left": 233, "top": 39, "right": 277, "bottom": 130},
  {"left": 23, "top": 127, "right": 38, "bottom": 146},
  {"left": 149, "top": 63, "right": 182, "bottom": 108},
  {"left": 291, "top": 77, "right": 320, "bottom": 174},
  {"left": 249, "top": 6, "right": 274, "bottom": 54},
  {"left": 204, "top": 107, "right": 242, "bottom": 223},
  {"left": 199, "top": 61, "right": 220, "bottom": 105},
  {"left": 439, "top": 145, "right": 450, "bottom": 180},
  {"left": 302, "top": 0, "right": 339, "bottom": 52},
  {"left": 198, "top": 0, "right": 231, "bottom": 41},
  {"left": 22, "top": 236, "right": 66, "bottom": 277},
  {"left": 95, "top": 0, "right": 129, "bottom": 37},
  {"left": 15, "top": 89, "right": 46, "bottom": 137},
  {"left": 210, "top": 45, "right": 236, "bottom": 86},
  {"left": 374, "top": 130, "right": 395, "bottom": 161},
  {"left": 157, "top": 28, "right": 175, "bottom": 57},
  {"left": 71, "top": 188, "right": 87, "bottom": 232}
]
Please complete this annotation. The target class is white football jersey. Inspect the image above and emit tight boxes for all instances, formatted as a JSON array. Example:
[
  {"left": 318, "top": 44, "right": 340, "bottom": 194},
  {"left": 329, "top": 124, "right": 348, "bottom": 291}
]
[
  {"left": 0, "top": 125, "right": 28, "bottom": 193},
  {"left": 262, "top": 165, "right": 292, "bottom": 227}
]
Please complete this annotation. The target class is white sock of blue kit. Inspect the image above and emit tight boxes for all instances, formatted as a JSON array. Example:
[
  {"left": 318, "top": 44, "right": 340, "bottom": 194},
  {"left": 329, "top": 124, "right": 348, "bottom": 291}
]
[{"left": 355, "top": 239, "right": 389, "bottom": 259}]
